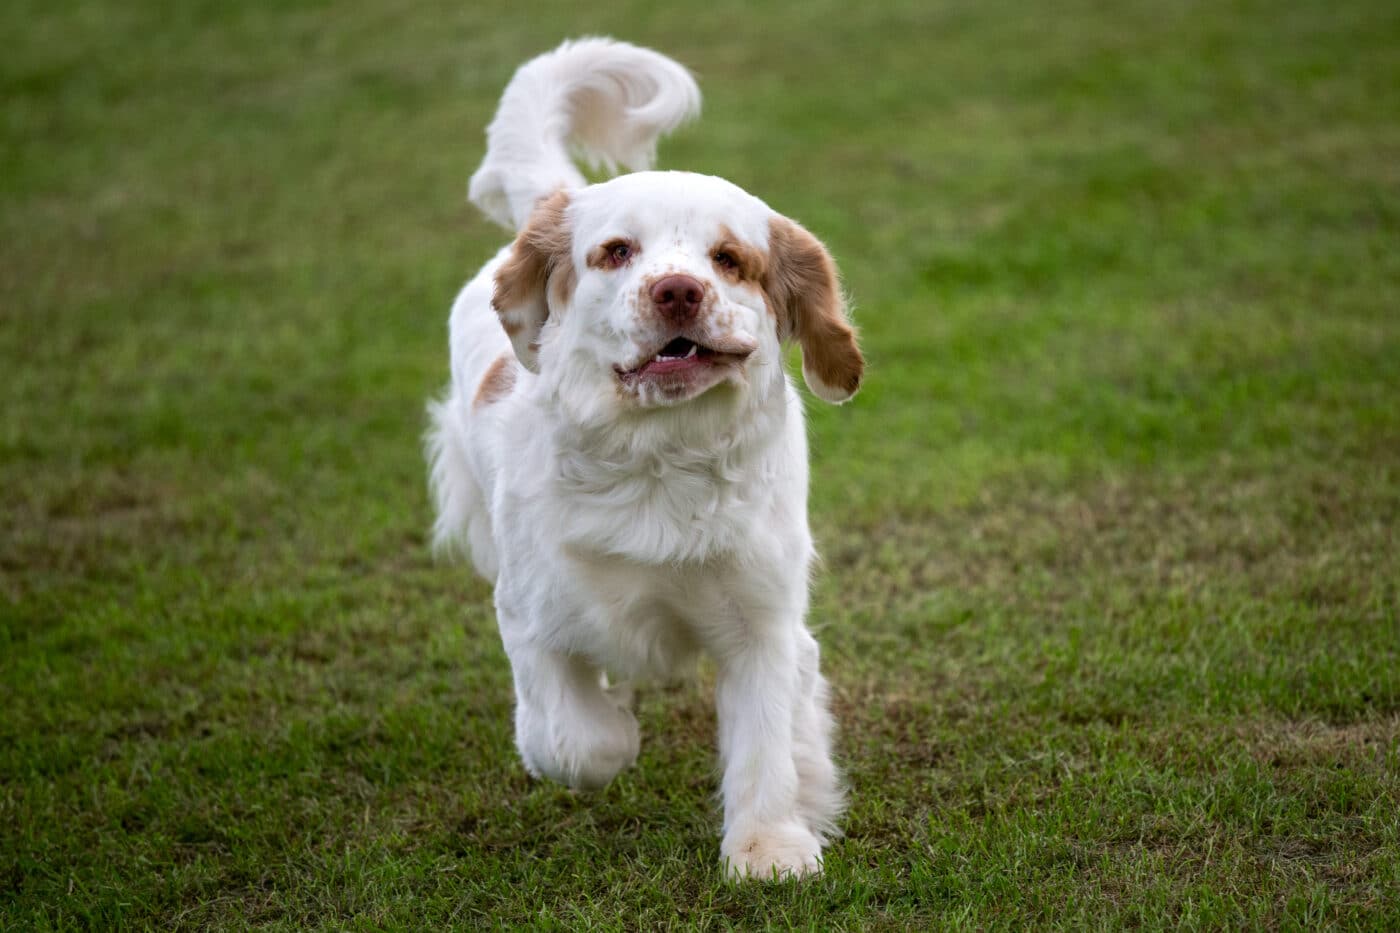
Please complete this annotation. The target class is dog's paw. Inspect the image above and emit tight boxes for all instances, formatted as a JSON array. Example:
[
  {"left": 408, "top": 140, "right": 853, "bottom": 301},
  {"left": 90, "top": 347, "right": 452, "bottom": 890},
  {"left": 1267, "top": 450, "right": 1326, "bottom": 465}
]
[
  {"left": 721, "top": 822, "right": 823, "bottom": 881},
  {"left": 518, "top": 701, "right": 640, "bottom": 792},
  {"left": 563, "top": 719, "right": 639, "bottom": 792}
]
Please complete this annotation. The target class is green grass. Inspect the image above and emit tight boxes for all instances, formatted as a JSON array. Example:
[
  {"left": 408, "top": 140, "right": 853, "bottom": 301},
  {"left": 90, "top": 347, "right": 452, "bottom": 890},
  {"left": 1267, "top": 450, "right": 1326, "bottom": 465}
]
[{"left": 3, "top": 0, "right": 1398, "bottom": 927}]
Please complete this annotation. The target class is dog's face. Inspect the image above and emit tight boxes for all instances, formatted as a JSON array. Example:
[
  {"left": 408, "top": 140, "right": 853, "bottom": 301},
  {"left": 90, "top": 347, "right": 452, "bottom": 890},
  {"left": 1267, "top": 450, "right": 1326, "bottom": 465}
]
[{"left": 492, "top": 171, "right": 862, "bottom": 412}]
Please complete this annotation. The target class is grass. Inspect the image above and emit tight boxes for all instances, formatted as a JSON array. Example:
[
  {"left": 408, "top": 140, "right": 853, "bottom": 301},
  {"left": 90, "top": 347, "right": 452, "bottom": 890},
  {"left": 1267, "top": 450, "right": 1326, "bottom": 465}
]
[{"left": 3, "top": 0, "right": 1398, "bottom": 927}]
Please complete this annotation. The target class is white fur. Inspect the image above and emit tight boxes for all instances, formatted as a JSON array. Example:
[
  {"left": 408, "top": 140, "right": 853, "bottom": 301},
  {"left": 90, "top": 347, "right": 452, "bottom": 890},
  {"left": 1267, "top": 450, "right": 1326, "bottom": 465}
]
[
  {"left": 429, "top": 39, "right": 852, "bottom": 880},
  {"left": 468, "top": 37, "right": 701, "bottom": 231}
]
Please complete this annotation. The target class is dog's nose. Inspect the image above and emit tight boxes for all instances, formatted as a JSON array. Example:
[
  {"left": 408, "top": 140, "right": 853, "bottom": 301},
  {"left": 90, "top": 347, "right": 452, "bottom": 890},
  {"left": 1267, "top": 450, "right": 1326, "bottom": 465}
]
[{"left": 649, "top": 274, "right": 705, "bottom": 323}]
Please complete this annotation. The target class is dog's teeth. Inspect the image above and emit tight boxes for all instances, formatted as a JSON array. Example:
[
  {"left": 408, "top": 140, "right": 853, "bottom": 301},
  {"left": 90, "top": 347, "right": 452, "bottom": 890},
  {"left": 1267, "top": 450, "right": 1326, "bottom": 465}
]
[{"left": 685, "top": 344, "right": 698, "bottom": 358}]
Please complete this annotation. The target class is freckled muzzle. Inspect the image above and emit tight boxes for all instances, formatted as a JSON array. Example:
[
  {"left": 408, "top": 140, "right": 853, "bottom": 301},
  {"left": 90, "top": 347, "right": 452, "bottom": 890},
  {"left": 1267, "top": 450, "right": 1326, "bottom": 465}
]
[{"left": 613, "top": 270, "right": 761, "bottom": 402}]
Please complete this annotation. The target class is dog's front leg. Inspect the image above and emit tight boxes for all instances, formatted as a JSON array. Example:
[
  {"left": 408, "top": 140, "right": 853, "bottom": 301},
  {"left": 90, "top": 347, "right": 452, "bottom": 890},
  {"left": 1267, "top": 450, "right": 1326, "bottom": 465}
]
[
  {"left": 503, "top": 635, "right": 640, "bottom": 792},
  {"left": 716, "top": 627, "right": 824, "bottom": 880}
]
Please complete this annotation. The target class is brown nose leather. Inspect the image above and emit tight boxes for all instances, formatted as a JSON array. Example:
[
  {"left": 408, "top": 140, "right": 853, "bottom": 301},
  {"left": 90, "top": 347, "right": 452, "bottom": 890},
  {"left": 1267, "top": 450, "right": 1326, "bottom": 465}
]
[{"left": 649, "top": 274, "right": 704, "bottom": 323}]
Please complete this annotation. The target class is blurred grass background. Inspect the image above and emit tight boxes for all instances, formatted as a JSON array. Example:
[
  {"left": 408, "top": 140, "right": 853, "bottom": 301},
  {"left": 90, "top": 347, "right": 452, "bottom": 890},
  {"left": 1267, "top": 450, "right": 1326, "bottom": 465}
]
[{"left": 3, "top": 0, "right": 1397, "bottom": 927}]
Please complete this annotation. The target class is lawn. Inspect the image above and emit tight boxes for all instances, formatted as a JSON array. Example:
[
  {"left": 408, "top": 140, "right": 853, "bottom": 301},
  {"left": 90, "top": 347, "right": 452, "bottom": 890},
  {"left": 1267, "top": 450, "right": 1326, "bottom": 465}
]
[{"left": 3, "top": 0, "right": 1398, "bottom": 927}]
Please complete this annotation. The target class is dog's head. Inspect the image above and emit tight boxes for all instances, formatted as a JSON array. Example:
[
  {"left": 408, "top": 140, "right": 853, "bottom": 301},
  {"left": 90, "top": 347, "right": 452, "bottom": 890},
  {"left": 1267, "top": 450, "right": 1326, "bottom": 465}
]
[{"left": 491, "top": 171, "right": 862, "bottom": 412}]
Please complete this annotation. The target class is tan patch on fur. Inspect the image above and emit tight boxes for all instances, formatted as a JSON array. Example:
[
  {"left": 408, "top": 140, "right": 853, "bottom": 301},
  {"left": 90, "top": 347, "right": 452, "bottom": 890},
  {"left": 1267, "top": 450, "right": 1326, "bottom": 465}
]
[
  {"left": 764, "top": 216, "right": 864, "bottom": 398},
  {"left": 587, "top": 237, "right": 638, "bottom": 270},
  {"left": 713, "top": 225, "right": 767, "bottom": 284},
  {"left": 491, "top": 190, "right": 575, "bottom": 352},
  {"left": 473, "top": 354, "right": 517, "bottom": 409},
  {"left": 548, "top": 261, "right": 577, "bottom": 309}
]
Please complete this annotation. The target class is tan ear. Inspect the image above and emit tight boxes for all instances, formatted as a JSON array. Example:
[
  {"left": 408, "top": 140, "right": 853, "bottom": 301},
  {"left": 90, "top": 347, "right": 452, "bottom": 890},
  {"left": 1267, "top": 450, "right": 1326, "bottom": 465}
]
[
  {"left": 765, "top": 216, "right": 863, "bottom": 403},
  {"left": 491, "top": 189, "right": 575, "bottom": 372}
]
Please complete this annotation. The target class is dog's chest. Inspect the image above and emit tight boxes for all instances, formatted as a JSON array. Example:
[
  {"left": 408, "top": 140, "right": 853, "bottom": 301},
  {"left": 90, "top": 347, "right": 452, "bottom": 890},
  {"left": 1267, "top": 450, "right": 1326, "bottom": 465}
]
[
  {"left": 555, "top": 447, "right": 764, "bottom": 565},
  {"left": 563, "top": 548, "right": 742, "bottom": 678}
]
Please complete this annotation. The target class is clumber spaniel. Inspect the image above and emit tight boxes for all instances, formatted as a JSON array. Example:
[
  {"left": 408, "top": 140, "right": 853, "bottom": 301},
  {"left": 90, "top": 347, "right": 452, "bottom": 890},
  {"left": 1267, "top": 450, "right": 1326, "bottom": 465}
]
[{"left": 427, "top": 38, "right": 863, "bottom": 879}]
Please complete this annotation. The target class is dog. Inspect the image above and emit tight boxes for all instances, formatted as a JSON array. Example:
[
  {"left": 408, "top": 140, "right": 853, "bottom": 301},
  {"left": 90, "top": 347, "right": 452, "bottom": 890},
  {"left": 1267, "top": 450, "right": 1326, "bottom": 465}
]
[{"left": 426, "top": 38, "right": 863, "bottom": 880}]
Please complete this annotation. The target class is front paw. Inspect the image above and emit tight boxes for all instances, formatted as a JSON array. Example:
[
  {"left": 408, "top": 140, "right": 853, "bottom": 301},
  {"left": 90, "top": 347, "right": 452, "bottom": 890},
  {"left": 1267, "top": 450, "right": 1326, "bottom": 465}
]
[
  {"left": 721, "top": 822, "right": 823, "bottom": 881},
  {"left": 517, "top": 703, "right": 640, "bottom": 792}
]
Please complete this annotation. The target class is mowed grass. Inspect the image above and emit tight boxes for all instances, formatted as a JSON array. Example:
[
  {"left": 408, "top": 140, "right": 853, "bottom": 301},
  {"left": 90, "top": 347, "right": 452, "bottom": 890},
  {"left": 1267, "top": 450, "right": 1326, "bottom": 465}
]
[{"left": 3, "top": 0, "right": 1398, "bottom": 926}]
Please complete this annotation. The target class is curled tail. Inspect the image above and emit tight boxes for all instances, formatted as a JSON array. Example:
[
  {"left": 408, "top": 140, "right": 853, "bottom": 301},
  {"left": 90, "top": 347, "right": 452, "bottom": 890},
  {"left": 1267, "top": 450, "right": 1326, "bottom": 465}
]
[{"left": 468, "top": 38, "right": 701, "bottom": 231}]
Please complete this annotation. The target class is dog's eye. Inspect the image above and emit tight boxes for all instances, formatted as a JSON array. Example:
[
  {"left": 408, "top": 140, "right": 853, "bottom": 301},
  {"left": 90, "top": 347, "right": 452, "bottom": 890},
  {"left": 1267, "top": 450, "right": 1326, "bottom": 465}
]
[
  {"left": 713, "top": 251, "right": 738, "bottom": 273},
  {"left": 608, "top": 242, "right": 633, "bottom": 266}
]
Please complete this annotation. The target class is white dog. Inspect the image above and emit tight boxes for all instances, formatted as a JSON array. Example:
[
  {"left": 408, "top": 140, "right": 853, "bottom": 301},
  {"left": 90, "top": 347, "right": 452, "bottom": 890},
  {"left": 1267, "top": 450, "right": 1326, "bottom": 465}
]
[{"left": 427, "top": 38, "right": 863, "bottom": 880}]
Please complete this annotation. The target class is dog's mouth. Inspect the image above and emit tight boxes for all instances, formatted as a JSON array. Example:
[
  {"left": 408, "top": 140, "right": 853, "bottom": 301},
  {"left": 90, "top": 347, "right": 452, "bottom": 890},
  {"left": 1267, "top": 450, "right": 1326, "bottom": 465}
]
[
  {"left": 617, "top": 335, "right": 756, "bottom": 382},
  {"left": 632, "top": 337, "right": 714, "bottom": 376}
]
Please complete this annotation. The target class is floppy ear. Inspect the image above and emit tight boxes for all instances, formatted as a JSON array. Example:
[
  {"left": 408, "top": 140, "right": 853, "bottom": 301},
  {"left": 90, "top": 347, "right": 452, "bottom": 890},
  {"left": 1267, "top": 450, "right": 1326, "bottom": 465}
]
[
  {"left": 491, "top": 189, "right": 575, "bottom": 372},
  {"left": 764, "top": 216, "right": 864, "bottom": 403}
]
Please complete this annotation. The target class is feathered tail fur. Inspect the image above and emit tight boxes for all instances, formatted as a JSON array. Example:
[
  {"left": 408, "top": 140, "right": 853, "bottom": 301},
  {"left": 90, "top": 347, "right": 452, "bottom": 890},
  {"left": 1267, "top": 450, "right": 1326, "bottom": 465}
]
[{"left": 467, "top": 37, "right": 701, "bottom": 231}]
